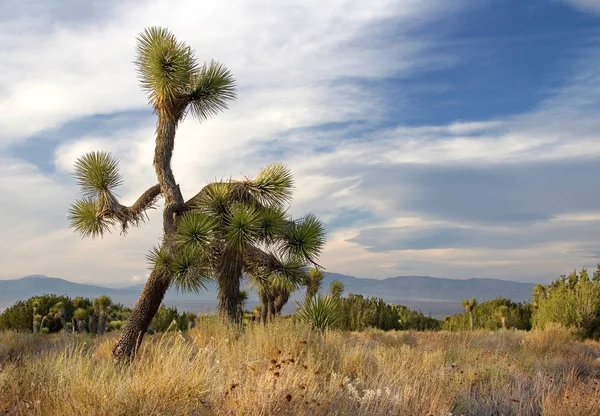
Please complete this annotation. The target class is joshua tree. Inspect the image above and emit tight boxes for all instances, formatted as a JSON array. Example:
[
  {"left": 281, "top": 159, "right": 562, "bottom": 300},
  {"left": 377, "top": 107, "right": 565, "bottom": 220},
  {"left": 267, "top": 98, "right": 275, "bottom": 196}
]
[
  {"left": 88, "top": 311, "right": 98, "bottom": 334},
  {"left": 274, "top": 285, "right": 292, "bottom": 315},
  {"left": 74, "top": 308, "right": 89, "bottom": 333},
  {"left": 531, "top": 284, "right": 547, "bottom": 310},
  {"left": 94, "top": 295, "right": 112, "bottom": 335},
  {"left": 68, "top": 27, "right": 237, "bottom": 360},
  {"left": 305, "top": 268, "right": 324, "bottom": 300},
  {"left": 329, "top": 280, "right": 344, "bottom": 299},
  {"left": 496, "top": 305, "right": 509, "bottom": 330},
  {"left": 176, "top": 168, "right": 325, "bottom": 323},
  {"left": 236, "top": 290, "right": 249, "bottom": 324},
  {"left": 462, "top": 298, "right": 478, "bottom": 331},
  {"left": 51, "top": 302, "right": 67, "bottom": 331},
  {"left": 69, "top": 27, "right": 324, "bottom": 359},
  {"left": 186, "top": 312, "right": 197, "bottom": 329},
  {"left": 251, "top": 273, "right": 297, "bottom": 323},
  {"left": 32, "top": 299, "right": 41, "bottom": 333}
]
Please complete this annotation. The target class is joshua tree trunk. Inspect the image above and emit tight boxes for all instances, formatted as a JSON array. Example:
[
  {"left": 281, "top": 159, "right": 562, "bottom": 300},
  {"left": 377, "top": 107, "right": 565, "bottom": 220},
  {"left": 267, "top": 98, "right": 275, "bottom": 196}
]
[
  {"left": 77, "top": 319, "right": 87, "bottom": 333},
  {"left": 274, "top": 291, "right": 290, "bottom": 315},
  {"left": 217, "top": 249, "right": 243, "bottom": 323},
  {"left": 88, "top": 315, "right": 98, "bottom": 334},
  {"left": 468, "top": 312, "right": 474, "bottom": 331},
  {"left": 60, "top": 313, "right": 67, "bottom": 332},
  {"left": 98, "top": 312, "right": 106, "bottom": 335},
  {"left": 112, "top": 268, "right": 171, "bottom": 358},
  {"left": 268, "top": 300, "right": 276, "bottom": 320},
  {"left": 113, "top": 117, "right": 184, "bottom": 360},
  {"left": 32, "top": 305, "right": 38, "bottom": 333}
]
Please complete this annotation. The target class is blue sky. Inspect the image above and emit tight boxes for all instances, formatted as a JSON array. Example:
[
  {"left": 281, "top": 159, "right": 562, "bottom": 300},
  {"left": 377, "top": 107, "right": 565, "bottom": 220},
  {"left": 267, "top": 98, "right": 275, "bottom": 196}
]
[{"left": 1, "top": 0, "right": 599, "bottom": 285}]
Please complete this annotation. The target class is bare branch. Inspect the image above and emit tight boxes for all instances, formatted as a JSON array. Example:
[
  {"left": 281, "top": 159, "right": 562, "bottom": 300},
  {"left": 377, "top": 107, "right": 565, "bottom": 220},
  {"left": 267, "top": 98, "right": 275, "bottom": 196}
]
[
  {"left": 129, "top": 184, "right": 162, "bottom": 216},
  {"left": 98, "top": 184, "right": 162, "bottom": 234}
]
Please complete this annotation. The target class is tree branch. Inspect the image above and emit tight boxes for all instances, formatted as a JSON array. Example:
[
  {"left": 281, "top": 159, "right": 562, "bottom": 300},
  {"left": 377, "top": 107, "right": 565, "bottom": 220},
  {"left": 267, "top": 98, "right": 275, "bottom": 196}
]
[
  {"left": 181, "top": 180, "right": 256, "bottom": 212},
  {"left": 97, "top": 184, "right": 162, "bottom": 234}
]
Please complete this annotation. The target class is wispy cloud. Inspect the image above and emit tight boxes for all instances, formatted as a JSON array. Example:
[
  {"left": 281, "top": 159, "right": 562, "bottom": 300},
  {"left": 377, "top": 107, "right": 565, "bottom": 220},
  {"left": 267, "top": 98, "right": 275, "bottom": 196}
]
[
  {"left": 1, "top": 0, "right": 599, "bottom": 285},
  {"left": 560, "top": 0, "right": 600, "bottom": 14}
]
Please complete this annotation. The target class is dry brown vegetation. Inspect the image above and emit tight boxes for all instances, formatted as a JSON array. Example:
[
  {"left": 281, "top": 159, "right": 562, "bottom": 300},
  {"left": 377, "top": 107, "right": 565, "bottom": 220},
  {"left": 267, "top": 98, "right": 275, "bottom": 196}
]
[{"left": 1, "top": 319, "right": 599, "bottom": 416}]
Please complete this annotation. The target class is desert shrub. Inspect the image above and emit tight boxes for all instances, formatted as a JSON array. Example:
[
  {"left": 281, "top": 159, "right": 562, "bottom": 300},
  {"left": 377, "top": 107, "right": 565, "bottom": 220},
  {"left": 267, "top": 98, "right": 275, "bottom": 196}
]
[
  {"left": 296, "top": 295, "right": 341, "bottom": 331},
  {"left": 338, "top": 294, "right": 440, "bottom": 332},
  {"left": 443, "top": 298, "right": 532, "bottom": 331},
  {"left": 150, "top": 305, "right": 191, "bottom": 333},
  {"left": 533, "top": 266, "right": 600, "bottom": 339}
]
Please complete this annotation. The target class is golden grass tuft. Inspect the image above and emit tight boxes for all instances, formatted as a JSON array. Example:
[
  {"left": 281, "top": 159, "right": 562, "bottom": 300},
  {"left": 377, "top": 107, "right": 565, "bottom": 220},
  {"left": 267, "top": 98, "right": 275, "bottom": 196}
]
[{"left": 1, "top": 322, "right": 599, "bottom": 415}]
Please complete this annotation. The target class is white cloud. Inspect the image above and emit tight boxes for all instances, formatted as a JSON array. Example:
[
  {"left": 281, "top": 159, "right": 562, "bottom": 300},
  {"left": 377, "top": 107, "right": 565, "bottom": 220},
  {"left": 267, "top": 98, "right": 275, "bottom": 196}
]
[
  {"left": 560, "top": 0, "right": 600, "bottom": 14},
  {"left": 2, "top": 0, "right": 600, "bottom": 286},
  {"left": 0, "top": 0, "right": 459, "bottom": 147}
]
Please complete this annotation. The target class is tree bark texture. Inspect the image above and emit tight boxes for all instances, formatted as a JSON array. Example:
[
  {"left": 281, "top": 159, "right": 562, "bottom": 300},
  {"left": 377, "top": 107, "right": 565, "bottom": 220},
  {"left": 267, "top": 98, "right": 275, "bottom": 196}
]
[
  {"left": 112, "top": 268, "right": 171, "bottom": 359},
  {"left": 113, "top": 116, "right": 183, "bottom": 360},
  {"left": 217, "top": 248, "right": 243, "bottom": 323}
]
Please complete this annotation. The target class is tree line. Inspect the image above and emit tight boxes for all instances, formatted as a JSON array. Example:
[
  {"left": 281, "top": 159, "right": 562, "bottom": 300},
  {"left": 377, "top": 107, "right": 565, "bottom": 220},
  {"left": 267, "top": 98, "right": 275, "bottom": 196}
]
[
  {"left": 0, "top": 294, "right": 196, "bottom": 335},
  {"left": 441, "top": 265, "right": 600, "bottom": 340}
]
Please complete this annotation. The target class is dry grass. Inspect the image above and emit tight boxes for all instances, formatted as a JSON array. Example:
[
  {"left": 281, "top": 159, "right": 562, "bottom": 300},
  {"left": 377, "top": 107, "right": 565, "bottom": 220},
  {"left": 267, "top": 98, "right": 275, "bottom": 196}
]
[{"left": 1, "top": 319, "right": 599, "bottom": 415}]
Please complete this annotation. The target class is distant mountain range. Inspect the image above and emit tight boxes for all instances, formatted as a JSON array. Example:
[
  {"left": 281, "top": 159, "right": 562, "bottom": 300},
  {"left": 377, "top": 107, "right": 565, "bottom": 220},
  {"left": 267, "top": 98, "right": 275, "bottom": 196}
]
[{"left": 0, "top": 273, "right": 537, "bottom": 318}]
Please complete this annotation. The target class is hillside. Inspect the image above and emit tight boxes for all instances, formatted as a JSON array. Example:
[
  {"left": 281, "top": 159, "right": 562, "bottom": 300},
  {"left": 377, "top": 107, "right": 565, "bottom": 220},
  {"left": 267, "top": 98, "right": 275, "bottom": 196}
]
[{"left": 0, "top": 273, "right": 536, "bottom": 317}]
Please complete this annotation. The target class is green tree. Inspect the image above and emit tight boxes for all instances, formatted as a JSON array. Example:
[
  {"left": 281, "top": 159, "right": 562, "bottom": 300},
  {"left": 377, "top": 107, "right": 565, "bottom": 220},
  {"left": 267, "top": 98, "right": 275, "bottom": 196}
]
[
  {"left": 533, "top": 267, "right": 600, "bottom": 339},
  {"left": 495, "top": 305, "right": 509, "bottom": 330},
  {"left": 329, "top": 280, "right": 344, "bottom": 299},
  {"left": 32, "top": 299, "right": 41, "bottom": 333},
  {"left": 462, "top": 298, "right": 478, "bottom": 331},
  {"left": 151, "top": 305, "right": 189, "bottom": 332},
  {"left": 443, "top": 298, "right": 531, "bottom": 331},
  {"left": 178, "top": 170, "right": 324, "bottom": 323},
  {"left": 51, "top": 302, "right": 67, "bottom": 331},
  {"left": 94, "top": 295, "right": 112, "bottom": 335},
  {"left": 74, "top": 308, "right": 89, "bottom": 333},
  {"left": 305, "top": 268, "right": 324, "bottom": 300},
  {"left": 67, "top": 27, "right": 237, "bottom": 360},
  {"left": 251, "top": 273, "right": 294, "bottom": 323},
  {"left": 186, "top": 312, "right": 197, "bottom": 329}
]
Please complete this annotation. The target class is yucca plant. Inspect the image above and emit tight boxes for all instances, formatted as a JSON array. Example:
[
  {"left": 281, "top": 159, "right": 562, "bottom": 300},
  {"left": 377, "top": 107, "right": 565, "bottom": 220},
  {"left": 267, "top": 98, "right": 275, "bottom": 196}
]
[
  {"left": 251, "top": 272, "right": 298, "bottom": 323},
  {"left": 462, "top": 298, "right": 478, "bottom": 331},
  {"left": 94, "top": 295, "right": 112, "bottom": 335},
  {"left": 68, "top": 27, "right": 236, "bottom": 360},
  {"left": 304, "top": 267, "right": 324, "bottom": 300},
  {"left": 73, "top": 308, "right": 89, "bottom": 333},
  {"left": 295, "top": 294, "right": 341, "bottom": 332},
  {"left": 32, "top": 299, "right": 40, "bottom": 333},
  {"left": 68, "top": 27, "right": 325, "bottom": 359},
  {"left": 50, "top": 302, "right": 67, "bottom": 331}
]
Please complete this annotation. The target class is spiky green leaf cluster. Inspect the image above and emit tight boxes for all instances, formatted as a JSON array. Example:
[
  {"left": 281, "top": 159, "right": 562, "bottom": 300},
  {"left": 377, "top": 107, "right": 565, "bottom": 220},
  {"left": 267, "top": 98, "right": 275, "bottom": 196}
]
[
  {"left": 74, "top": 151, "right": 123, "bottom": 197},
  {"left": 295, "top": 295, "right": 341, "bottom": 332},
  {"left": 250, "top": 164, "right": 294, "bottom": 207},
  {"left": 176, "top": 212, "right": 217, "bottom": 250},
  {"left": 68, "top": 198, "right": 111, "bottom": 238},
  {"left": 258, "top": 207, "right": 287, "bottom": 243},
  {"left": 225, "top": 205, "right": 261, "bottom": 252},
  {"left": 281, "top": 214, "right": 326, "bottom": 263},
  {"left": 136, "top": 27, "right": 197, "bottom": 111},
  {"left": 188, "top": 60, "right": 237, "bottom": 120},
  {"left": 146, "top": 245, "right": 213, "bottom": 294},
  {"left": 135, "top": 26, "right": 236, "bottom": 119}
]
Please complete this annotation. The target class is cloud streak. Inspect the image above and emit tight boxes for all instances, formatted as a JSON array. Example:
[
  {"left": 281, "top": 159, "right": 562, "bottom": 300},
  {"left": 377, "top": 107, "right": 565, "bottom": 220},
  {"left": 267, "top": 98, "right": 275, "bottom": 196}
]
[{"left": 0, "top": 1, "right": 599, "bottom": 286}]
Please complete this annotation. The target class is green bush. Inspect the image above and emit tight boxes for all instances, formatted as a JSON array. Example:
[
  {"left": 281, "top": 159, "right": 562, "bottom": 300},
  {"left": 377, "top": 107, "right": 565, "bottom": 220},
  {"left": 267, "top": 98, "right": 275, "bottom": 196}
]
[
  {"left": 532, "top": 266, "right": 600, "bottom": 339},
  {"left": 442, "top": 298, "right": 532, "bottom": 331},
  {"left": 295, "top": 295, "right": 341, "bottom": 331}
]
